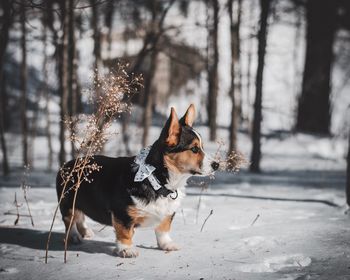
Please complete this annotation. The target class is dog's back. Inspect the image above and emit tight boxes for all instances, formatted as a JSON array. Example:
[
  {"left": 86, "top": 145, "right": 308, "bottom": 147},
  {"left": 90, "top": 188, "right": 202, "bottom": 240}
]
[{"left": 56, "top": 155, "right": 135, "bottom": 226}]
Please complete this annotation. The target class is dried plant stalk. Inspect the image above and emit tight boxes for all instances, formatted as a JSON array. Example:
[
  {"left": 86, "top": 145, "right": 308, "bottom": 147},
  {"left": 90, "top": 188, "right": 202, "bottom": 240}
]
[
  {"left": 213, "top": 139, "right": 248, "bottom": 173},
  {"left": 45, "top": 64, "right": 142, "bottom": 263},
  {"left": 200, "top": 209, "right": 213, "bottom": 232},
  {"left": 13, "top": 192, "right": 20, "bottom": 226},
  {"left": 21, "top": 165, "right": 34, "bottom": 227}
]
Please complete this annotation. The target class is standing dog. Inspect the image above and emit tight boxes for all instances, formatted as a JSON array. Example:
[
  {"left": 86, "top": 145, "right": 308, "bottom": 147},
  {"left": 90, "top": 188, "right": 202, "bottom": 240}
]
[{"left": 56, "top": 104, "right": 219, "bottom": 257}]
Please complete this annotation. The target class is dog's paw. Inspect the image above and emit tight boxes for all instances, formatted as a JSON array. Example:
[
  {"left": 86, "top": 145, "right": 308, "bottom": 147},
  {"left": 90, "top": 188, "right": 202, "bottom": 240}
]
[
  {"left": 68, "top": 233, "right": 83, "bottom": 245},
  {"left": 114, "top": 247, "right": 139, "bottom": 258},
  {"left": 82, "top": 228, "right": 94, "bottom": 240},
  {"left": 158, "top": 242, "right": 180, "bottom": 251}
]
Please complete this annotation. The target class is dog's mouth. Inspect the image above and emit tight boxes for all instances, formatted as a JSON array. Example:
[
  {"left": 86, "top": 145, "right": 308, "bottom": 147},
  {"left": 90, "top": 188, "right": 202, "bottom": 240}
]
[
  {"left": 189, "top": 169, "right": 216, "bottom": 177},
  {"left": 190, "top": 169, "right": 202, "bottom": 175}
]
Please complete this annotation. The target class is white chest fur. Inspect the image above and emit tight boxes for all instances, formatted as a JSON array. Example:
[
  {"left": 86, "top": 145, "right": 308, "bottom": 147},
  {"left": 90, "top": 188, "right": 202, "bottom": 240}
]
[{"left": 131, "top": 172, "right": 190, "bottom": 228}]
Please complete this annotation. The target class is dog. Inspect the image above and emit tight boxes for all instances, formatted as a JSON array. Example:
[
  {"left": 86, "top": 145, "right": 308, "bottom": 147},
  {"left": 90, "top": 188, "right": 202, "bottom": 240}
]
[{"left": 56, "top": 104, "right": 219, "bottom": 258}]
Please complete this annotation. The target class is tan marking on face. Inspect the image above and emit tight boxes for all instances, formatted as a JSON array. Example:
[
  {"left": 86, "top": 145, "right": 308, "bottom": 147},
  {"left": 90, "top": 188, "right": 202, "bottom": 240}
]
[
  {"left": 155, "top": 213, "right": 175, "bottom": 233},
  {"left": 127, "top": 206, "right": 147, "bottom": 227},
  {"left": 164, "top": 138, "right": 204, "bottom": 174},
  {"left": 111, "top": 213, "right": 134, "bottom": 246}
]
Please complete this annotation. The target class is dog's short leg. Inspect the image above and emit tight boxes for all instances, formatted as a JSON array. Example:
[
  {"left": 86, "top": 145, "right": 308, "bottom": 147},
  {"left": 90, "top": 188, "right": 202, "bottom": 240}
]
[
  {"left": 75, "top": 210, "right": 94, "bottom": 240},
  {"left": 155, "top": 213, "right": 180, "bottom": 251},
  {"left": 112, "top": 213, "right": 138, "bottom": 258},
  {"left": 63, "top": 210, "right": 83, "bottom": 244}
]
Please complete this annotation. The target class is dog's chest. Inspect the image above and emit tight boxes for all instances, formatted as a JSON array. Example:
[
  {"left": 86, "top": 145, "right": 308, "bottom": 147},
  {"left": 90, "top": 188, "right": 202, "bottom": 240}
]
[{"left": 131, "top": 188, "right": 185, "bottom": 227}]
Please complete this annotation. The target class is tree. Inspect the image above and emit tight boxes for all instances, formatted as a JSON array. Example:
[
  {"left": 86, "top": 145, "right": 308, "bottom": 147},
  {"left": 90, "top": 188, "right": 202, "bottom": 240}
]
[
  {"left": 20, "top": 0, "right": 29, "bottom": 166},
  {"left": 250, "top": 0, "right": 271, "bottom": 173},
  {"left": 245, "top": 0, "right": 254, "bottom": 130},
  {"left": 59, "top": 0, "right": 70, "bottom": 166},
  {"left": 104, "top": 0, "right": 115, "bottom": 58},
  {"left": 0, "top": 0, "right": 12, "bottom": 175},
  {"left": 227, "top": 0, "right": 242, "bottom": 153},
  {"left": 295, "top": 0, "right": 337, "bottom": 134},
  {"left": 68, "top": 0, "right": 77, "bottom": 158},
  {"left": 41, "top": 2, "right": 53, "bottom": 170},
  {"left": 207, "top": 0, "right": 219, "bottom": 141},
  {"left": 140, "top": 0, "right": 175, "bottom": 146},
  {"left": 347, "top": 129, "right": 350, "bottom": 207},
  {"left": 90, "top": 0, "right": 102, "bottom": 74}
]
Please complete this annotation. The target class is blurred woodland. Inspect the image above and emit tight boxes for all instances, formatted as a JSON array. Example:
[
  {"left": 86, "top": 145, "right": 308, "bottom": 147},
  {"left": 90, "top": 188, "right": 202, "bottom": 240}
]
[{"left": 0, "top": 0, "right": 350, "bottom": 201}]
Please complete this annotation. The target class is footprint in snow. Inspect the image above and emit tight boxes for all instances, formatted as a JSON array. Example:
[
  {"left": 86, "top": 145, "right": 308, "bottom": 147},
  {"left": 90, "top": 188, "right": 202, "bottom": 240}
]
[
  {"left": 235, "top": 254, "right": 311, "bottom": 273},
  {"left": 0, "top": 267, "right": 19, "bottom": 274}
]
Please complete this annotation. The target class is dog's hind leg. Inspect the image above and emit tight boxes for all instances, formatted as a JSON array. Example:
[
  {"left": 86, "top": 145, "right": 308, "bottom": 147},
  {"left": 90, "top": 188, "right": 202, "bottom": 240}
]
[
  {"left": 75, "top": 210, "right": 94, "bottom": 240},
  {"left": 155, "top": 213, "right": 180, "bottom": 251},
  {"left": 111, "top": 213, "right": 138, "bottom": 258},
  {"left": 63, "top": 209, "right": 83, "bottom": 244}
]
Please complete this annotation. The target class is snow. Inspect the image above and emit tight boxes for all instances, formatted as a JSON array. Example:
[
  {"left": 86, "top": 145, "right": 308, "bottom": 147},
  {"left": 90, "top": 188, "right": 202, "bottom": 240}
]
[
  {"left": 0, "top": 125, "right": 349, "bottom": 280},
  {"left": 1, "top": 0, "right": 350, "bottom": 277}
]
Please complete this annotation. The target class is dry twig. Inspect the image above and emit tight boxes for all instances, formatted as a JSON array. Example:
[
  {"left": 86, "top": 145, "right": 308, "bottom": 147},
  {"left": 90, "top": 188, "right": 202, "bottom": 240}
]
[
  {"left": 250, "top": 214, "right": 260, "bottom": 226},
  {"left": 21, "top": 165, "right": 34, "bottom": 227},
  {"left": 200, "top": 209, "right": 213, "bottom": 232},
  {"left": 13, "top": 192, "right": 20, "bottom": 226}
]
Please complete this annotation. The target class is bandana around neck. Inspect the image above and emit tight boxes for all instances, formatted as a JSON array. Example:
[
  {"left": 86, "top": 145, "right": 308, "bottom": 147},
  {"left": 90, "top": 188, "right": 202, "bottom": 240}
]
[{"left": 133, "top": 146, "right": 178, "bottom": 199}]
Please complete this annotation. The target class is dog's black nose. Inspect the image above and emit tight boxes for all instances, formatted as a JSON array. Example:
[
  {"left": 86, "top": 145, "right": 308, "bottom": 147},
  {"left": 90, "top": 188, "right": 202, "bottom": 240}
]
[{"left": 211, "top": 161, "right": 219, "bottom": 171}]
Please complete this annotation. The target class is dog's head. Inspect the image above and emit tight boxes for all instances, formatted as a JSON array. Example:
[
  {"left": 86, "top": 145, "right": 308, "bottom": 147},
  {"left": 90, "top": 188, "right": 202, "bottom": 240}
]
[{"left": 158, "top": 104, "right": 219, "bottom": 176}]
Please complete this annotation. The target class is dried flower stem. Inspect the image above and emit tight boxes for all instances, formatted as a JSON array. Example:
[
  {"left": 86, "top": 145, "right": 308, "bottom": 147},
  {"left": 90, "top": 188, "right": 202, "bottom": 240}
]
[
  {"left": 14, "top": 192, "right": 20, "bottom": 226},
  {"left": 200, "top": 209, "right": 213, "bottom": 232},
  {"left": 250, "top": 214, "right": 260, "bottom": 226}
]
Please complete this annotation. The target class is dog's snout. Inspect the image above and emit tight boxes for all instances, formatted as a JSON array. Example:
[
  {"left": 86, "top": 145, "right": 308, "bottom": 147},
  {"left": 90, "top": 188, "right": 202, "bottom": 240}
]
[{"left": 211, "top": 161, "right": 219, "bottom": 171}]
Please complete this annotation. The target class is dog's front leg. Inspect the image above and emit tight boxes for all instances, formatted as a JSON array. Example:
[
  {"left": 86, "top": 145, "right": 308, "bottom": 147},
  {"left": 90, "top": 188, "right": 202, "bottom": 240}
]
[
  {"left": 111, "top": 213, "right": 138, "bottom": 258},
  {"left": 155, "top": 213, "right": 180, "bottom": 251}
]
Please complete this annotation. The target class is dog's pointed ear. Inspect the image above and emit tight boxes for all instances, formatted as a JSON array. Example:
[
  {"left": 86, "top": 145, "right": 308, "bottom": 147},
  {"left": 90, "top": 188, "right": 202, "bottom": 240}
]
[
  {"left": 179, "top": 104, "right": 196, "bottom": 127},
  {"left": 163, "top": 107, "right": 181, "bottom": 147}
]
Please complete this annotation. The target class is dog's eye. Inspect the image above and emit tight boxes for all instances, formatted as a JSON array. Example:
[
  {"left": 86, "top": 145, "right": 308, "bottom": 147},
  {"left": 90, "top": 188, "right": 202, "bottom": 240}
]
[{"left": 191, "top": 146, "right": 200, "bottom": 153}]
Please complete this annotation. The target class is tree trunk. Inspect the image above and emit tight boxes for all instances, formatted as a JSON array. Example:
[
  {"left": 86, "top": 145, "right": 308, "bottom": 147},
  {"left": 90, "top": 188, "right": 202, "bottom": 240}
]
[
  {"left": 140, "top": 0, "right": 175, "bottom": 146},
  {"left": 207, "top": 0, "right": 219, "bottom": 141},
  {"left": 346, "top": 131, "right": 350, "bottom": 206},
  {"left": 68, "top": 0, "right": 76, "bottom": 159},
  {"left": 90, "top": 0, "right": 102, "bottom": 74},
  {"left": 228, "top": 0, "right": 242, "bottom": 153},
  {"left": 59, "top": 0, "right": 69, "bottom": 166},
  {"left": 42, "top": 10, "right": 53, "bottom": 170},
  {"left": 141, "top": 1, "right": 160, "bottom": 147},
  {"left": 0, "top": 73, "right": 9, "bottom": 175},
  {"left": 245, "top": 0, "right": 254, "bottom": 134},
  {"left": 296, "top": 0, "right": 337, "bottom": 134},
  {"left": 20, "top": 0, "right": 28, "bottom": 167},
  {"left": 0, "top": 0, "right": 11, "bottom": 175},
  {"left": 293, "top": 4, "right": 302, "bottom": 101},
  {"left": 104, "top": 0, "right": 115, "bottom": 59},
  {"left": 141, "top": 49, "right": 158, "bottom": 147},
  {"left": 250, "top": 0, "right": 270, "bottom": 173},
  {"left": 347, "top": 130, "right": 350, "bottom": 206}
]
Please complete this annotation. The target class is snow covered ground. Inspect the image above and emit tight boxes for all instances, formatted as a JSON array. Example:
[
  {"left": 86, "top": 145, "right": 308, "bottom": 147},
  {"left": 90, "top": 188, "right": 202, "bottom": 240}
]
[{"left": 0, "top": 125, "right": 349, "bottom": 280}]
